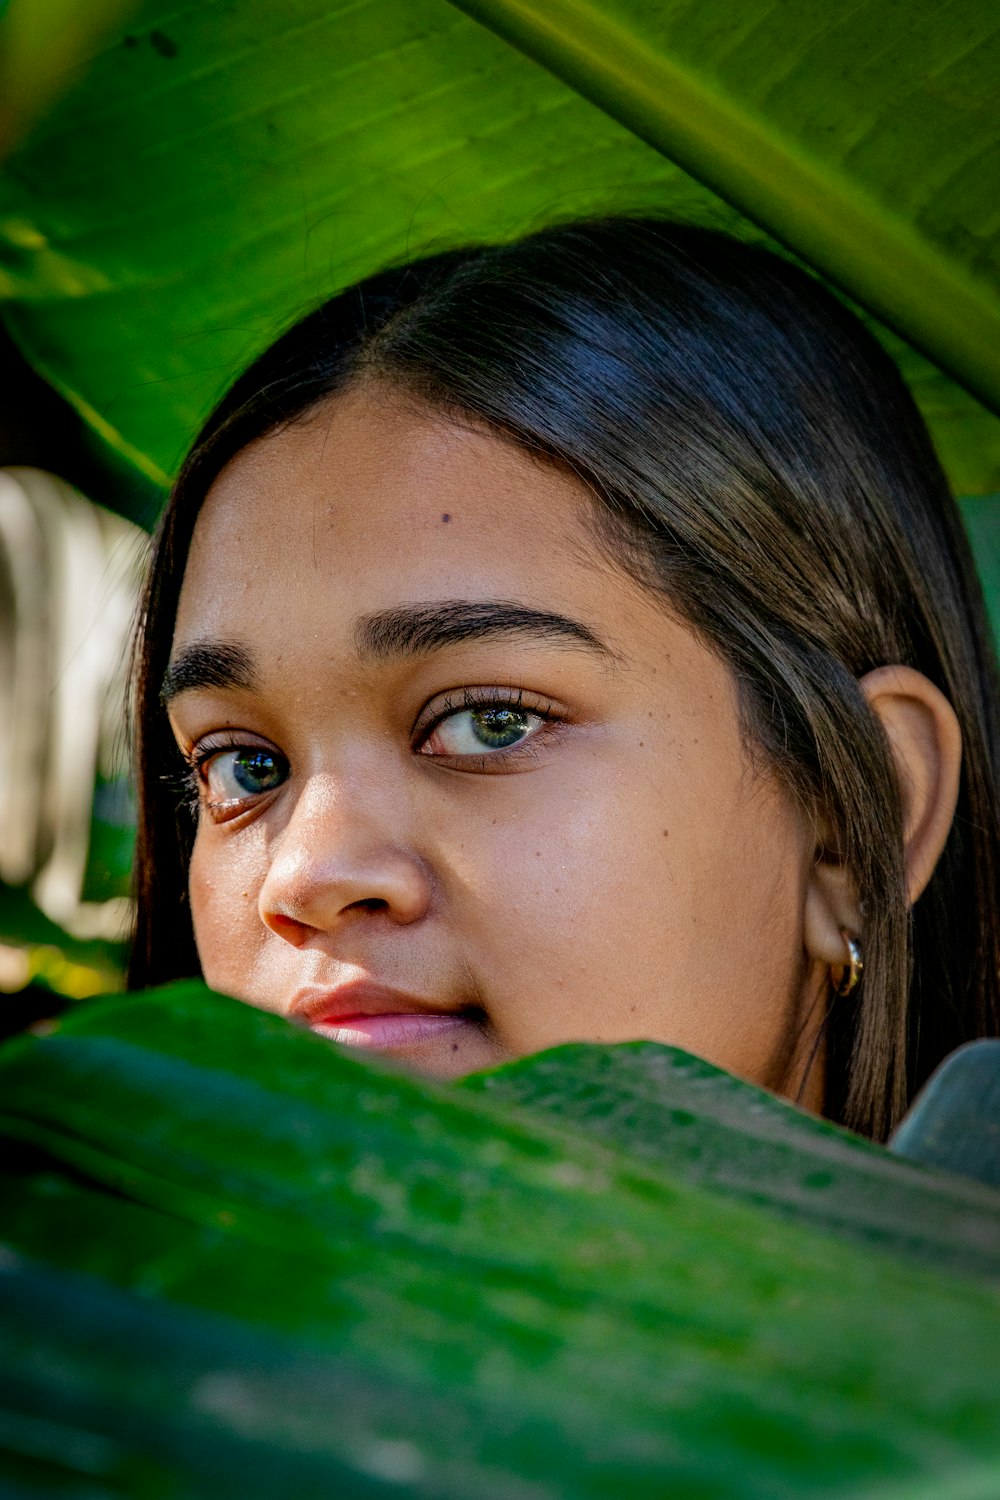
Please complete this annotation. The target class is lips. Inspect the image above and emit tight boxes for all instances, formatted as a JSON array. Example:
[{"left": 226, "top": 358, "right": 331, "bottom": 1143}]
[
  {"left": 309, "top": 1012, "right": 470, "bottom": 1049},
  {"left": 290, "top": 980, "right": 471, "bottom": 1053}
]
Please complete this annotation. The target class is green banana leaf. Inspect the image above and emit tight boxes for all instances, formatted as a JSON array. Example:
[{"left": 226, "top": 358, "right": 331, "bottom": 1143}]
[
  {"left": 0, "top": 0, "right": 135, "bottom": 158},
  {"left": 1, "top": 0, "right": 1000, "bottom": 515},
  {"left": 2, "top": 983, "right": 1000, "bottom": 1497}
]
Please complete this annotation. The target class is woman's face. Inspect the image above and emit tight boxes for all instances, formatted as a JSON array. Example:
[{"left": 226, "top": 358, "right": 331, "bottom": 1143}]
[{"left": 169, "top": 386, "right": 822, "bottom": 1099}]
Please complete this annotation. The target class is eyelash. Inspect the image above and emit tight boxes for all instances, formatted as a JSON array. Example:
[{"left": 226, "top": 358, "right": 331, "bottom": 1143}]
[{"left": 170, "top": 687, "right": 563, "bottom": 819}]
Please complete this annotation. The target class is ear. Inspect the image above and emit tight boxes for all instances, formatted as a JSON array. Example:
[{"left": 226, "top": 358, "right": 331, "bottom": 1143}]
[
  {"left": 859, "top": 665, "right": 962, "bottom": 905},
  {"left": 803, "top": 665, "right": 962, "bottom": 978}
]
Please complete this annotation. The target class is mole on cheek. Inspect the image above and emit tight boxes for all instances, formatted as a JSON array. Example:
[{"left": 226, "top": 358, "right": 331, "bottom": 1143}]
[{"left": 440, "top": 513, "right": 451, "bottom": 523}]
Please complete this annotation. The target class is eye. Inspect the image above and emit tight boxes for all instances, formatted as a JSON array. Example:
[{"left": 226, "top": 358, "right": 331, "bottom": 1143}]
[
  {"left": 200, "top": 745, "right": 288, "bottom": 803},
  {"left": 420, "top": 702, "right": 545, "bottom": 757}
]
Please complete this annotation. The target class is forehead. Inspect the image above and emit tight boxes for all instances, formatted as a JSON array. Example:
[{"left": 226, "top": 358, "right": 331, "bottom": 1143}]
[{"left": 175, "top": 387, "right": 630, "bottom": 644}]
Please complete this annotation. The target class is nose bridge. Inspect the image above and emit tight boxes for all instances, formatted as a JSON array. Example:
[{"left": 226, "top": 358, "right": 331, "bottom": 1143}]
[{"left": 259, "top": 763, "right": 430, "bottom": 938}]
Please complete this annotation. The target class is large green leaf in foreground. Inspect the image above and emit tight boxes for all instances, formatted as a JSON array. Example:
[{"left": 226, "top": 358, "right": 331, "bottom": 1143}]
[
  {"left": 1, "top": 0, "right": 1000, "bottom": 511},
  {"left": 2, "top": 984, "right": 1000, "bottom": 1497}
]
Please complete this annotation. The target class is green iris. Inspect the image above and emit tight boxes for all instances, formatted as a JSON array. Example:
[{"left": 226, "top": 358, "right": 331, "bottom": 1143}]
[
  {"left": 231, "top": 749, "right": 285, "bottom": 794},
  {"left": 470, "top": 707, "right": 532, "bottom": 748}
]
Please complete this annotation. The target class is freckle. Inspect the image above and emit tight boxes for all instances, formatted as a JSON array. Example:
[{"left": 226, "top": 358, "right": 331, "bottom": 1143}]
[
  {"left": 452, "top": 1042, "right": 459, "bottom": 1051},
  {"left": 639, "top": 741, "right": 644, "bottom": 748},
  {"left": 662, "top": 829, "right": 668, "bottom": 838},
  {"left": 629, "top": 1004, "right": 637, "bottom": 1013},
  {"left": 441, "top": 513, "right": 451, "bottom": 523}
]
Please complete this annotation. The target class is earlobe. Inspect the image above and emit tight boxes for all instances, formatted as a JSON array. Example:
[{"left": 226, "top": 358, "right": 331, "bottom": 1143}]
[
  {"left": 859, "top": 665, "right": 962, "bottom": 906},
  {"left": 804, "top": 860, "right": 860, "bottom": 970}
]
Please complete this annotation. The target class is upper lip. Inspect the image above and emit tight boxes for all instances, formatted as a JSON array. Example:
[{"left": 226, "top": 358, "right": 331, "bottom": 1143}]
[{"left": 289, "top": 979, "right": 460, "bottom": 1025}]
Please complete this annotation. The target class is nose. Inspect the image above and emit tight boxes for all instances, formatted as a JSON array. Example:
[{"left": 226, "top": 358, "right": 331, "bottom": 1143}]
[{"left": 258, "top": 773, "right": 432, "bottom": 946}]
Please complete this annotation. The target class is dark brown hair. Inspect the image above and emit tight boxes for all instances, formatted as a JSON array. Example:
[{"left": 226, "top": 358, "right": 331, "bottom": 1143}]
[{"left": 130, "top": 218, "right": 1000, "bottom": 1140}]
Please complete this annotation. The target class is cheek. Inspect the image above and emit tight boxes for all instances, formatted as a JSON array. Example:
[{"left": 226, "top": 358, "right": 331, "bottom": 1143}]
[
  {"left": 450, "top": 743, "right": 809, "bottom": 1071},
  {"left": 188, "top": 829, "right": 265, "bottom": 994},
  {"left": 440, "top": 757, "right": 669, "bottom": 1042}
]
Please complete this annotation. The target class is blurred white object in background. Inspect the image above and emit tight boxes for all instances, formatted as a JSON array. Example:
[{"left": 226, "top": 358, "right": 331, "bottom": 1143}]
[{"left": 0, "top": 467, "right": 146, "bottom": 940}]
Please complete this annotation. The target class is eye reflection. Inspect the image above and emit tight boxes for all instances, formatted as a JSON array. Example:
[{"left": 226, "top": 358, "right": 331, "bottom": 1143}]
[
  {"left": 203, "top": 747, "right": 287, "bottom": 801},
  {"left": 423, "top": 705, "right": 543, "bottom": 756}
]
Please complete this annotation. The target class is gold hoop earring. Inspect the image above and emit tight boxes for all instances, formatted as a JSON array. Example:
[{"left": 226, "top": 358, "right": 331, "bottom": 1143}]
[{"left": 833, "top": 931, "right": 864, "bottom": 999}]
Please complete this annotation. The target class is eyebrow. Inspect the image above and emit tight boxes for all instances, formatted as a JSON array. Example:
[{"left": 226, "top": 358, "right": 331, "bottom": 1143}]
[
  {"left": 353, "top": 600, "right": 614, "bottom": 662},
  {"left": 161, "top": 601, "right": 613, "bottom": 705},
  {"left": 160, "top": 641, "right": 258, "bottom": 705}
]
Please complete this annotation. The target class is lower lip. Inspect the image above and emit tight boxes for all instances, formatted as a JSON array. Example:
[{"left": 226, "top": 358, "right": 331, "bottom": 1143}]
[{"left": 308, "top": 1013, "right": 470, "bottom": 1051}]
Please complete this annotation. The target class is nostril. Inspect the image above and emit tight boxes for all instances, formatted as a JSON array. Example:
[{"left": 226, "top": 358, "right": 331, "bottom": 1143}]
[
  {"left": 353, "top": 897, "right": 389, "bottom": 913},
  {"left": 267, "top": 912, "right": 309, "bottom": 945}
]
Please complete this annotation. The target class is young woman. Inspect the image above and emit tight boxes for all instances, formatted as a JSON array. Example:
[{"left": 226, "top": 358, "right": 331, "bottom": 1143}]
[{"left": 129, "top": 218, "right": 1000, "bottom": 1141}]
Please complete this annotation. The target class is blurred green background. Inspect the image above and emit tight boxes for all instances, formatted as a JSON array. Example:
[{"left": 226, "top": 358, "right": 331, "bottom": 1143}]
[{"left": 1, "top": 0, "right": 999, "bottom": 1013}]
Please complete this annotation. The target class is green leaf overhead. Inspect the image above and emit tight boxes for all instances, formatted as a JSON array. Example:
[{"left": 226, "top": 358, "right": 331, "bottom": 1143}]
[
  {"left": 454, "top": 0, "right": 1000, "bottom": 434},
  {"left": 0, "top": 0, "right": 136, "bottom": 158},
  {"left": 0, "top": 1, "right": 702, "bottom": 491},
  {"left": 0, "top": 0, "right": 999, "bottom": 506}
]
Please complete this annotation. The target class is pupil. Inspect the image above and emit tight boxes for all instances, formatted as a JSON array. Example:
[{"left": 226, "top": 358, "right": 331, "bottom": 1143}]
[
  {"left": 233, "top": 749, "right": 281, "bottom": 792},
  {"left": 472, "top": 708, "right": 529, "bottom": 748}
]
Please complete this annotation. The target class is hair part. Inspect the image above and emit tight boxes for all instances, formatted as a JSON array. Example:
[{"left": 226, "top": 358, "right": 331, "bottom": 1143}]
[{"left": 130, "top": 217, "right": 1000, "bottom": 1140}]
